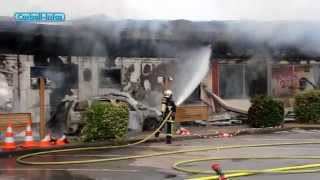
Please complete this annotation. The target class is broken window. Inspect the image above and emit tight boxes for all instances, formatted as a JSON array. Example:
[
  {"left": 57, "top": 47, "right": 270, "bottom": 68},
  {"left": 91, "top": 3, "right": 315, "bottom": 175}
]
[
  {"left": 30, "top": 65, "right": 78, "bottom": 89},
  {"left": 219, "top": 64, "right": 244, "bottom": 99},
  {"left": 219, "top": 63, "right": 267, "bottom": 99},
  {"left": 245, "top": 63, "right": 268, "bottom": 97},
  {"left": 99, "top": 68, "right": 121, "bottom": 88},
  {"left": 83, "top": 68, "right": 92, "bottom": 82}
]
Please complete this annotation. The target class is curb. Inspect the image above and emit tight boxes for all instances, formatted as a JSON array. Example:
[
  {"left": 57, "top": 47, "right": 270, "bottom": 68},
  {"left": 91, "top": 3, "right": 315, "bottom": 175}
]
[{"left": 2, "top": 126, "right": 320, "bottom": 158}]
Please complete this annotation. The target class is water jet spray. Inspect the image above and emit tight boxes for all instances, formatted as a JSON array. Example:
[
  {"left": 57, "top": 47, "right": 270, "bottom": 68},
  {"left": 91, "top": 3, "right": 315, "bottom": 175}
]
[{"left": 173, "top": 46, "right": 211, "bottom": 105}]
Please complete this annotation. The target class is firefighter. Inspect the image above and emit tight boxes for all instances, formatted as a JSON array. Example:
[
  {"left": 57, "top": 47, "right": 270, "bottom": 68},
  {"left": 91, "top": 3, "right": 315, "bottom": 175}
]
[{"left": 155, "top": 89, "right": 176, "bottom": 144}]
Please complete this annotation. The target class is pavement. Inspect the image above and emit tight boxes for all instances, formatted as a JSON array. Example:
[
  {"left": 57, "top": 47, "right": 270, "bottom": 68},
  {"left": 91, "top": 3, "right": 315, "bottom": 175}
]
[
  {"left": 0, "top": 124, "right": 251, "bottom": 156},
  {"left": 0, "top": 123, "right": 319, "bottom": 156},
  {"left": 2, "top": 127, "right": 320, "bottom": 179}
]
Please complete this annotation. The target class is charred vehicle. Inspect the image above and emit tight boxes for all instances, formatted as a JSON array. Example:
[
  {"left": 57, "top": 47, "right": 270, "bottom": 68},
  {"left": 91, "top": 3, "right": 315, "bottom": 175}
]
[{"left": 47, "top": 91, "right": 161, "bottom": 135}]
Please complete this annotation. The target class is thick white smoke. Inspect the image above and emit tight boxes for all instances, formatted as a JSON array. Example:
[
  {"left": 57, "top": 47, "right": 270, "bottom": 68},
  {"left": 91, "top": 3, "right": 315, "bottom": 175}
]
[
  {"left": 1, "top": 0, "right": 319, "bottom": 21},
  {"left": 0, "top": 73, "right": 13, "bottom": 109}
]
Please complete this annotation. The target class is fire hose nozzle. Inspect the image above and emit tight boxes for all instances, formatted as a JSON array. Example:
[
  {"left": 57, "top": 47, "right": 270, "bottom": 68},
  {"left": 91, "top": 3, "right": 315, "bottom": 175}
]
[{"left": 211, "top": 163, "right": 228, "bottom": 180}]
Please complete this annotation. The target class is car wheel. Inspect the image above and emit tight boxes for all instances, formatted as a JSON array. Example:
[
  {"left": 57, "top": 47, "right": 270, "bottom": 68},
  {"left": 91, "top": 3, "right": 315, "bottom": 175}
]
[{"left": 142, "top": 117, "right": 159, "bottom": 131}]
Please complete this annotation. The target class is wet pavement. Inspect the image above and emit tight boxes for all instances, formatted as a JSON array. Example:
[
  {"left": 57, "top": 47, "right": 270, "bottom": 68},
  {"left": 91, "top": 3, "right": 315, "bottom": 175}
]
[{"left": 2, "top": 129, "right": 320, "bottom": 180}]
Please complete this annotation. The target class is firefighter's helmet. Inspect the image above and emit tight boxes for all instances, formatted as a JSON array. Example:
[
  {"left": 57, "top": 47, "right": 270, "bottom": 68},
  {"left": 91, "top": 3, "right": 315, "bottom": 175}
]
[{"left": 164, "top": 89, "right": 173, "bottom": 98}]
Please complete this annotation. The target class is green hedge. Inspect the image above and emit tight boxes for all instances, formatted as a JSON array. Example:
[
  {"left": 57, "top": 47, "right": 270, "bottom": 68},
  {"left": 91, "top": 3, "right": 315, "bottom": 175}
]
[
  {"left": 294, "top": 90, "right": 320, "bottom": 123},
  {"left": 248, "top": 95, "right": 284, "bottom": 128},
  {"left": 81, "top": 102, "right": 129, "bottom": 142}
]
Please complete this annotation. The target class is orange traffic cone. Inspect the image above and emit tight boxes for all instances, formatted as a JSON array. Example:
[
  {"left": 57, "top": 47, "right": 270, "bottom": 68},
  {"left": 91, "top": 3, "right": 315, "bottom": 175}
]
[
  {"left": 55, "top": 135, "right": 69, "bottom": 146},
  {"left": 20, "top": 120, "right": 38, "bottom": 149},
  {"left": 1, "top": 122, "right": 16, "bottom": 151},
  {"left": 39, "top": 134, "right": 54, "bottom": 148}
]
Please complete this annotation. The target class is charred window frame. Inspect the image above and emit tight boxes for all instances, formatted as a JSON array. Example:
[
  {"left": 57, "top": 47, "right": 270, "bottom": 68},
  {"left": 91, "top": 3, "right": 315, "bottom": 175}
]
[
  {"left": 219, "top": 63, "right": 267, "bottom": 99},
  {"left": 245, "top": 63, "right": 268, "bottom": 97},
  {"left": 30, "top": 65, "right": 78, "bottom": 89},
  {"left": 99, "top": 68, "right": 121, "bottom": 88},
  {"left": 219, "top": 64, "right": 244, "bottom": 98}
]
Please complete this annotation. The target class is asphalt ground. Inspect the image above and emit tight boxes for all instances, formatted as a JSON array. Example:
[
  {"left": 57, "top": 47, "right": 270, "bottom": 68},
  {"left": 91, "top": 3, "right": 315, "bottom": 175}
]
[{"left": 2, "top": 129, "right": 320, "bottom": 180}]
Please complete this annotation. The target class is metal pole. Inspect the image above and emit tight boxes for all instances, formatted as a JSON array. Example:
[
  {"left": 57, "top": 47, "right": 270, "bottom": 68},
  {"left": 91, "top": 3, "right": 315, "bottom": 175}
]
[{"left": 39, "top": 77, "right": 46, "bottom": 139}]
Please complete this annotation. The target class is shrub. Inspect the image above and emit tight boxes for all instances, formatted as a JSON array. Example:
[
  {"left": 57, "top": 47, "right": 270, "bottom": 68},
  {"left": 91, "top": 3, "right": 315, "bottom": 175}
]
[
  {"left": 248, "top": 95, "right": 284, "bottom": 128},
  {"left": 294, "top": 90, "right": 320, "bottom": 123},
  {"left": 81, "top": 101, "right": 129, "bottom": 142}
]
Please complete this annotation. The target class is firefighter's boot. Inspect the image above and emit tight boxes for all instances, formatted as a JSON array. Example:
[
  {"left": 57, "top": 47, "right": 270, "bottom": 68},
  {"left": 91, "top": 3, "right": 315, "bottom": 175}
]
[
  {"left": 155, "top": 131, "right": 160, "bottom": 138},
  {"left": 166, "top": 135, "right": 172, "bottom": 144}
]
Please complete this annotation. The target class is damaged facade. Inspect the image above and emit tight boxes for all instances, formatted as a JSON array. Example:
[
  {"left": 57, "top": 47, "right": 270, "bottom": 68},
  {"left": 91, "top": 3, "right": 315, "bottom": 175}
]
[
  {"left": 2, "top": 53, "right": 319, "bottom": 125},
  {"left": 0, "top": 54, "right": 179, "bottom": 132},
  {"left": 204, "top": 59, "right": 320, "bottom": 111},
  {"left": 0, "top": 54, "right": 105, "bottom": 124},
  {"left": 1, "top": 19, "right": 320, "bottom": 132}
]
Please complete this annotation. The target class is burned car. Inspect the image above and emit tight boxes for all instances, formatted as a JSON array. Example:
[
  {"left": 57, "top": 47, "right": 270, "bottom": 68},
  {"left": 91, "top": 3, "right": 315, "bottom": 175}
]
[{"left": 47, "top": 91, "right": 161, "bottom": 135}]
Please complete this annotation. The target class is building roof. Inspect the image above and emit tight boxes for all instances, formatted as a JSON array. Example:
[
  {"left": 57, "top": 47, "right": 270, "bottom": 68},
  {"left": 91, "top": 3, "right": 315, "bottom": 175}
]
[{"left": 0, "top": 17, "right": 320, "bottom": 60}]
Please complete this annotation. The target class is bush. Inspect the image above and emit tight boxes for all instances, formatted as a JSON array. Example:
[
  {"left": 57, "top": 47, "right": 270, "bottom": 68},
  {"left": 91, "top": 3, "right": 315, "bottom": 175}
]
[
  {"left": 81, "top": 101, "right": 129, "bottom": 142},
  {"left": 248, "top": 95, "right": 284, "bottom": 128},
  {"left": 294, "top": 90, "right": 320, "bottom": 123}
]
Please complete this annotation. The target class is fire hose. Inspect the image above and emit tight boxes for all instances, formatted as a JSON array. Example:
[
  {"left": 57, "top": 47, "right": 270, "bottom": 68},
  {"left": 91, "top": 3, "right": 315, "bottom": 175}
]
[
  {"left": 16, "top": 111, "right": 173, "bottom": 165},
  {"left": 16, "top": 111, "right": 320, "bottom": 179},
  {"left": 175, "top": 150, "right": 320, "bottom": 180}
]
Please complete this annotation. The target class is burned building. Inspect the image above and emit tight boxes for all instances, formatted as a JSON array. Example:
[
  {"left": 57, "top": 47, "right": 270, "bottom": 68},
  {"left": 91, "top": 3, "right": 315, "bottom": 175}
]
[
  {"left": 204, "top": 59, "right": 320, "bottom": 111},
  {"left": 0, "top": 18, "right": 320, "bottom": 128}
]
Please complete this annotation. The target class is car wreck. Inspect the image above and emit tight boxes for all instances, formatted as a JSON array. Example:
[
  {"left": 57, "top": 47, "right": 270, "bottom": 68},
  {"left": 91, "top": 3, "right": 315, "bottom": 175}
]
[{"left": 47, "top": 90, "right": 161, "bottom": 136}]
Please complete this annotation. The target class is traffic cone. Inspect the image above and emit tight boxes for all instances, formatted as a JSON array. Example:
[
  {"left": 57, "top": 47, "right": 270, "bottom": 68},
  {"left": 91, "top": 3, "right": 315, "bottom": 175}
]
[
  {"left": 1, "top": 122, "right": 16, "bottom": 151},
  {"left": 20, "top": 120, "right": 38, "bottom": 149},
  {"left": 39, "top": 134, "right": 54, "bottom": 148},
  {"left": 55, "top": 135, "right": 69, "bottom": 146}
]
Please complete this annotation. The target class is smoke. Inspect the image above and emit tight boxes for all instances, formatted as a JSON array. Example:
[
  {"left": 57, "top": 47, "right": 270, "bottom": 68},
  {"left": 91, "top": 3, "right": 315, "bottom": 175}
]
[
  {"left": 43, "top": 70, "right": 65, "bottom": 89},
  {"left": 2, "top": 0, "right": 320, "bottom": 101},
  {"left": 173, "top": 46, "right": 211, "bottom": 105},
  {"left": 2, "top": 0, "right": 320, "bottom": 21},
  {"left": 0, "top": 74, "right": 11, "bottom": 98},
  {"left": 3, "top": 0, "right": 320, "bottom": 58},
  {"left": 0, "top": 73, "right": 13, "bottom": 110}
]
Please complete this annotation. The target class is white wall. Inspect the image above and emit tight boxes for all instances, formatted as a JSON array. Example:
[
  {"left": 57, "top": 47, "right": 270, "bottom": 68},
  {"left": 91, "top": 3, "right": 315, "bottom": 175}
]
[
  {"left": 72, "top": 56, "right": 107, "bottom": 100},
  {"left": 18, "top": 55, "right": 51, "bottom": 123}
]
